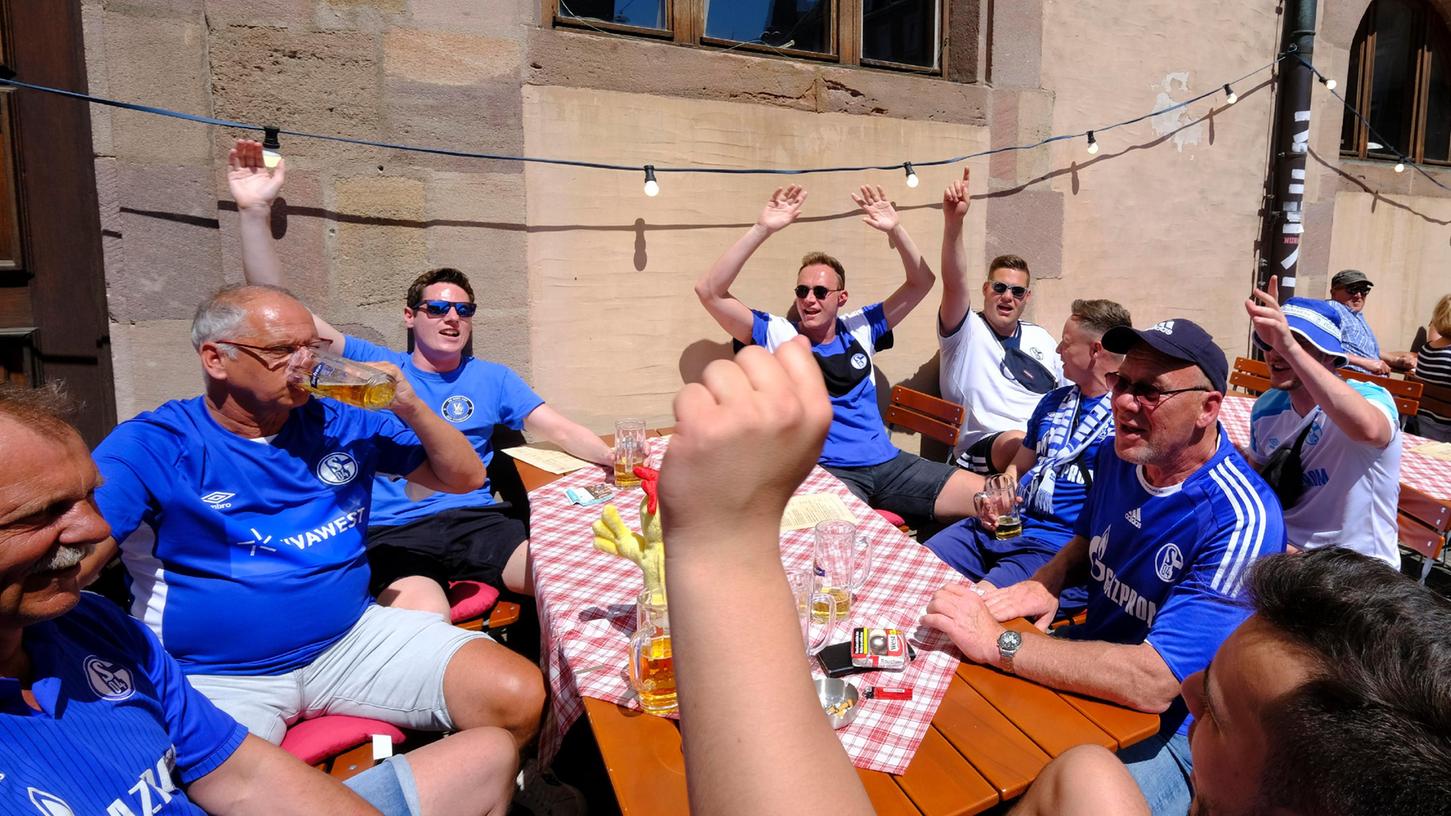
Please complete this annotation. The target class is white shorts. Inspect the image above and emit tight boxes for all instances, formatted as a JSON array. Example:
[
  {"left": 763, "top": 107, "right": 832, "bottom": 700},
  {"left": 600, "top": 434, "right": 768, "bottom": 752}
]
[{"left": 188, "top": 604, "right": 489, "bottom": 743}]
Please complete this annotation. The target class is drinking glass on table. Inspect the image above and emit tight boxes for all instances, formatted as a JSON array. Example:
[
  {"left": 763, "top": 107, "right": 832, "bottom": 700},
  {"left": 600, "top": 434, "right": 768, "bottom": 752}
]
[
  {"left": 614, "top": 418, "right": 648, "bottom": 488},
  {"left": 812, "top": 520, "right": 872, "bottom": 623},
  {"left": 628, "top": 630, "right": 677, "bottom": 715},
  {"left": 636, "top": 587, "right": 669, "bottom": 637},
  {"left": 787, "top": 569, "right": 837, "bottom": 656}
]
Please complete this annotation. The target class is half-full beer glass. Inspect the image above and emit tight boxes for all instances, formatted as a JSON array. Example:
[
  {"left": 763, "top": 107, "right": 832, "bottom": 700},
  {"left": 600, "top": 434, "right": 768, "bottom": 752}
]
[
  {"left": 812, "top": 520, "right": 872, "bottom": 623},
  {"left": 614, "top": 418, "right": 648, "bottom": 488},
  {"left": 287, "top": 347, "right": 396, "bottom": 410}
]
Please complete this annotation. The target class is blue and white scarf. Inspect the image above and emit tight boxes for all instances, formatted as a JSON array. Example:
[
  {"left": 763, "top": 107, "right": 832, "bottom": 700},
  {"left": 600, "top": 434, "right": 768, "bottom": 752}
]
[{"left": 1025, "top": 388, "right": 1114, "bottom": 515}]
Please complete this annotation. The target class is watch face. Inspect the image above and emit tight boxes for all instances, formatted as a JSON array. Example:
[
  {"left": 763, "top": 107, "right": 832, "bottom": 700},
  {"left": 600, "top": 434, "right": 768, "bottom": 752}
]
[{"left": 999, "top": 630, "right": 1023, "bottom": 651}]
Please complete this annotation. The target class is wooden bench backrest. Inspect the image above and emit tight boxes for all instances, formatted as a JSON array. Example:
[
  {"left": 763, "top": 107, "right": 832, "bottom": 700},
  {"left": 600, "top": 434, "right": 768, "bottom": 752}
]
[
  {"left": 1396, "top": 484, "right": 1451, "bottom": 562},
  {"left": 1339, "top": 368, "right": 1422, "bottom": 416},
  {"left": 1230, "top": 357, "right": 1271, "bottom": 396},
  {"left": 1407, "top": 374, "right": 1451, "bottom": 421},
  {"left": 885, "top": 385, "right": 964, "bottom": 448}
]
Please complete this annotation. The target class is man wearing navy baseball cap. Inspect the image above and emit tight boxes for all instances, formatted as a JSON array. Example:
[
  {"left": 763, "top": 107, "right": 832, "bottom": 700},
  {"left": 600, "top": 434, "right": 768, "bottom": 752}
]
[
  {"left": 1245, "top": 279, "right": 1402, "bottom": 566},
  {"left": 921, "top": 313, "right": 1284, "bottom": 816}
]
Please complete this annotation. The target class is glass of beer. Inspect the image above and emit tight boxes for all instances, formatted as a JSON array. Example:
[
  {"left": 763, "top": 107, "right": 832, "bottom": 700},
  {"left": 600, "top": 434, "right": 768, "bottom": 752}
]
[
  {"left": 287, "top": 346, "right": 396, "bottom": 410},
  {"left": 636, "top": 587, "right": 669, "bottom": 637},
  {"left": 628, "top": 630, "right": 677, "bottom": 715},
  {"left": 812, "top": 521, "right": 872, "bottom": 623},
  {"left": 975, "top": 473, "right": 1023, "bottom": 540},
  {"left": 613, "top": 418, "right": 648, "bottom": 488},
  {"left": 788, "top": 569, "right": 837, "bottom": 656}
]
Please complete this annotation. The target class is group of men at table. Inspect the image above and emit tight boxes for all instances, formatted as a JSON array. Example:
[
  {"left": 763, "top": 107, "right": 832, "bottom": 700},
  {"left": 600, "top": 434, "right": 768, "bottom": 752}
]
[{"left": 0, "top": 141, "right": 1445, "bottom": 816}]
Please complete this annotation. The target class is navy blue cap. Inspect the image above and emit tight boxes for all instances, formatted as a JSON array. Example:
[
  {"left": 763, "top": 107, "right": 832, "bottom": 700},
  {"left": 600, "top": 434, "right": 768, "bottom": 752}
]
[{"left": 1102, "top": 318, "right": 1228, "bottom": 393}]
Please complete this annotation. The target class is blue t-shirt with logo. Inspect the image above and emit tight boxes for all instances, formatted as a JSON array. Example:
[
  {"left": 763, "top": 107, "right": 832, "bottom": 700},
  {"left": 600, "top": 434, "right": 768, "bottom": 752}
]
[
  {"left": 1070, "top": 430, "right": 1285, "bottom": 737},
  {"left": 1019, "top": 386, "right": 1115, "bottom": 547},
  {"left": 0, "top": 594, "right": 247, "bottom": 815},
  {"left": 750, "top": 304, "right": 898, "bottom": 468},
  {"left": 94, "top": 397, "right": 427, "bottom": 676},
  {"left": 342, "top": 336, "right": 545, "bottom": 527}
]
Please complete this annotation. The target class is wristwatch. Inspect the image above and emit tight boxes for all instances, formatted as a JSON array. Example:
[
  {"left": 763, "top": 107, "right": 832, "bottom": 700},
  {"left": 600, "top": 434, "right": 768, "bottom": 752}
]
[{"left": 996, "top": 630, "right": 1024, "bottom": 674}]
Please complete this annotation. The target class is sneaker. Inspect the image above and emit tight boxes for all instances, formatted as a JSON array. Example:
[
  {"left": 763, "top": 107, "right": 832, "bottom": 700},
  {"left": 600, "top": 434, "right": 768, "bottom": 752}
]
[{"left": 512, "top": 760, "right": 587, "bottom": 816}]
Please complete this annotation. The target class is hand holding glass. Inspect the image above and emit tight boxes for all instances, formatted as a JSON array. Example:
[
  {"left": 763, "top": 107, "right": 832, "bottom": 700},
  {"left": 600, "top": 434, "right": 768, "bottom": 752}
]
[
  {"left": 286, "top": 346, "right": 396, "bottom": 410},
  {"left": 974, "top": 473, "right": 1023, "bottom": 540}
]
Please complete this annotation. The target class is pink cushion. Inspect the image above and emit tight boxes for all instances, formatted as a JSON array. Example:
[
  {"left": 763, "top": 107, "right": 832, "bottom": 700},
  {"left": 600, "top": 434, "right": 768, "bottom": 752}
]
[
  {"left": 447, "top": 580, "right": 500, "bottom": 624},
  {"left": 875, "top": 509, "right": 907, "bottom": 528},
  {"left": 280, "top": 715, "right": 406, "bottom": 765}
]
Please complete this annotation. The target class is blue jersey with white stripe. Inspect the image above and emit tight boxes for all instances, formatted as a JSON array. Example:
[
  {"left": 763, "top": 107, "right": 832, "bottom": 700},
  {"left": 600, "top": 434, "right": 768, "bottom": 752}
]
[
  {"left": 94, "top": 397, "right": 427, "bottom": 676},
  {"left": 1071, "top": 430, "right": 1285, "bottom": 737},
  {"left": 0, "top": 594, "right": 246, "bottom": 816}
]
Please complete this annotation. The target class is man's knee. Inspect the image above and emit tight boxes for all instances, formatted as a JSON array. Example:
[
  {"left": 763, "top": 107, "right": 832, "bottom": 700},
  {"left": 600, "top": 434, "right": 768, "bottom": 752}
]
[
  {"left": 377, "top": 575, "right": 451, "bottom": 619},
  {"left": 443, "top": 639, "right": 545, "bottom": 736}
]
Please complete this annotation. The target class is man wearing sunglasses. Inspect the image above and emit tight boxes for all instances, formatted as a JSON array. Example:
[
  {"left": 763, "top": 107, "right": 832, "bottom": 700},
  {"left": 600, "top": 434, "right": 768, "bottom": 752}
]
[
  {"left": 1325, "top": 269, "right": 1414, "bottom": 375},
  {"left": 939, "top": 170, "right": 1064, "bottom": 474},
  {"left": 695, "top": 185, "right": 980, "bottom": 523},
  {"left": 922, "top": 317, "right": 1284, "bottom": 816}
]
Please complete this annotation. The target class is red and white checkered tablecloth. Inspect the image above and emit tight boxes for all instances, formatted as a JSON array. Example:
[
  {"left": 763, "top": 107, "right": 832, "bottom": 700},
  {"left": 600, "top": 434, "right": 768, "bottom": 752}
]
[
  {"left": 1220, "top": 394, "right": 1451, "bottom": 501},
  {"left": 526, "top": 442, "right": 964, "bottom": 775}
]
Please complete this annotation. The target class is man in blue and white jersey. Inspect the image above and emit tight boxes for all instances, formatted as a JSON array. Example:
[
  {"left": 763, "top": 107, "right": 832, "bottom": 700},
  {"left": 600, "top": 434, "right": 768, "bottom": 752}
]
[
  {"left": 921, "top": 317, "right": 1285, "bottom": 816},
  {"left": 695, "top": 184, "right": 979, "bottom": 522},
  {"left": 91, "top": 286, "right": 544, "bottom": 768},
  {"left": 922, "top": 298, "right": 1131, "bottom": 613},
  {"left": 1246, "top": 285, "right": 1401, "bottom": 565},
  {"left": 0, "top": 385, "right": 520, "bottom": 816}
]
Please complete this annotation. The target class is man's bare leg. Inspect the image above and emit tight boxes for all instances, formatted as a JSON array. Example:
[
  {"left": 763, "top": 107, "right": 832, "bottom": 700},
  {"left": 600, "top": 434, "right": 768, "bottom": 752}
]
[
  {"left": 376, "top": 575, "right": 451, "bottom": 618},
  {"left": 405, "top": 727, "right": 520, "bottom": 816},
  {"left": 442, "top": 639, "right": 546, "bottom": 749},
  {"left": 1011, "top": 745, "right": 1149, "bottom": 816},
  {"left": 500, "top": 540, "right": 535, "bottom": 596}
]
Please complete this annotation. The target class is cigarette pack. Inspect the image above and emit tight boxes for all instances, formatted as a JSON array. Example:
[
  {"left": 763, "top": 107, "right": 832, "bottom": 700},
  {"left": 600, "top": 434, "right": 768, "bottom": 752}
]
[{"left": 850, "top": 627, "right": 909, "bottom": 671}]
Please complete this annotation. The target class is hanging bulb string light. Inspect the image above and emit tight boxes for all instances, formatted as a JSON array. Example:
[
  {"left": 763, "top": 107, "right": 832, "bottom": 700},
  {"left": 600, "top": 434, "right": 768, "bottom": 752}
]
[
  {"left": 1292, "top": 54, "right": 1449, "bottom": 191},
  {"left": 903, "top": 162, "right": 920, "bottom": 188},
  {"left": 0, "top": 53, "right": 1288, "bottom": 191},
  {"left": 1223, "top": 84, "right": 1238, "bottom": 105}
]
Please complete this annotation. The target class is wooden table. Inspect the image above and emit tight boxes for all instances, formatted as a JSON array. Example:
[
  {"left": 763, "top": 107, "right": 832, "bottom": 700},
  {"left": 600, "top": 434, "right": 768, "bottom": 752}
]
[{"left": 507, "top": 440, "right": 1160, "bottom": 816}]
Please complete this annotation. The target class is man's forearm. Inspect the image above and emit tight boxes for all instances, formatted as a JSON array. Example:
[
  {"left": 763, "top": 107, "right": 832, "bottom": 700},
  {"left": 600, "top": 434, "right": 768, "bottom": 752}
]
[
  {"left": 1283, "top": 344, "right": 1392, "bottom": 445},
  {"left": 697, "top": 224, "right": 770, "bottom": 300},
  {"left": 396, "top": 402, "right": 486, "bottom": 491},
  {"left": 1010, "top": 634, "right": 1180, "bottom": 713},
  {"left": 238, "top": 206, "right": 285, "bottom": 287},
  {"left": 554, "top": 423, "right": 612, "bottom": 466}
]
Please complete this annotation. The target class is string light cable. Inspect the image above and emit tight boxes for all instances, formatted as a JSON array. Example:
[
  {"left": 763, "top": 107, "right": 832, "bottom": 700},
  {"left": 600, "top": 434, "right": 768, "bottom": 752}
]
[{"left": 0, "top": 53, "right": 1289, "bottom": 196}]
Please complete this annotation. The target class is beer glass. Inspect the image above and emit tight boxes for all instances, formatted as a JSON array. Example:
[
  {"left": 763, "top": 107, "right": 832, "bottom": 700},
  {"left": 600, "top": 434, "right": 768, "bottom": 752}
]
[
  {"left": 287, "top": 346, "right": 396, "bottom": 410},
  {"left": 636, "top": 587, "right": 669, "bottom": 637},
  {"left": 613, "top": 418, "right": 648, "bottom": 488},
  {"left": 812, "top": 521, "right": 872, "bottom": 623},
  {"left": 975, "top": 473, "right": 1023, "bottom": 540},
  {"left": 788, "top": 570, "right": 837, "bottom": 656},
  {"left": 627, "top": 630, "right": 677, "bottom": 715}
]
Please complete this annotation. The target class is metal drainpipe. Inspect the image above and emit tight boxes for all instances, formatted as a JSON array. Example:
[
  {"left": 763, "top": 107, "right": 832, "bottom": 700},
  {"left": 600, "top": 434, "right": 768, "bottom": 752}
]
[{"left": 1261, "top": 0, "right": 1320, "bottom": 304}]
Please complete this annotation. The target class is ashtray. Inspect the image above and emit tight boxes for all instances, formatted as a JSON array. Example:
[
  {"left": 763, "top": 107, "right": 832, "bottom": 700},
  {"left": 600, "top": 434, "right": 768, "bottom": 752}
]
[{"left": 814, "top": 676, "right": 860, "bottom": 729}]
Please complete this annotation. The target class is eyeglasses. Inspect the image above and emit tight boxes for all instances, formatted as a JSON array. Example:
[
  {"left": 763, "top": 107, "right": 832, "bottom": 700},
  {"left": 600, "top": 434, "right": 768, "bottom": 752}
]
[
  {"left": 1345, "top": 285, "right": 1372, "bottom": 297},
  {"left": 989, "top": 281, "right": 1028, "bottom": 299},
  {"left": 413, "top": 300, "right": 478, "bottom": 318},
  {"left": 1106, "top": 371, "right": 1210, "bottom": 408},
  {"left": 218, "top": 338, "right": 331, "bottom": 368},
  {"left": 794, "top": 285, "right": 842, "bottom": 300}
]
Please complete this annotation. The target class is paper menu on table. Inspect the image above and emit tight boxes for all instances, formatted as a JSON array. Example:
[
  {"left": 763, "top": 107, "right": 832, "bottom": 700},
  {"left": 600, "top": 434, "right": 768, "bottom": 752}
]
[
  {"left": 780, "top": 493, "right": 856, "bottom": 532},
  {"left": 502, "top": 444, "right": 595, "bottom": 475},
  {"left": 1412, "top": 440, "right": 1451, "bottom": 461}
]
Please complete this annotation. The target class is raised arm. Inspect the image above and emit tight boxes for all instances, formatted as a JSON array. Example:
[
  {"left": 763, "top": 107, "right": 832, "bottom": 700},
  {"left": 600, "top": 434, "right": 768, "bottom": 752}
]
[
  {"left": 371, "top": 362, "right": 487, "bottom": 492},
  {"left": 694, "top": 186, "right": 807, "bottom": 345},
  {"left": 1246, "top": 277, "right": 1394, "bottom": 446},
  {"left": 523, "top": 403, "right": 612, "bottom": 466},
  {"left": 938, "top": 168, "right": 973, "bottom": 332},
  {"left": 853, "top": 184, "right": 934, "bottom": 329},
  {"left": 227, "top": 139, "right": 344, "bottom": 351},
  {"left": 661, "top": 338, "right": 871, "bottom": 816}
]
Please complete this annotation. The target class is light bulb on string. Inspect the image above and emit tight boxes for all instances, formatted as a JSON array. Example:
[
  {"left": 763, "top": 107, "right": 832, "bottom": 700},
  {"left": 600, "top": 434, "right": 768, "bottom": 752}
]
[
  {"left": 642, "top": 165, "right": 660, "bottom": 197},
  {"left": 1394, "top": 159, "right": 1406, "bottom": 173},
  {"left": 1317, "top": 74, "right": 1337, "bottom": 91},
  {"left": 1223, "top": 84, "right": 1237, "bottom": 105},
  {"left": 1086, "top": 131, "right": 1099, "bottom": 155},
  {"left": 262, "top": 126, "right": 282, "bottom": 169},
  {"left": 903, "top": 162, "right": 919, "bottom": 188}
]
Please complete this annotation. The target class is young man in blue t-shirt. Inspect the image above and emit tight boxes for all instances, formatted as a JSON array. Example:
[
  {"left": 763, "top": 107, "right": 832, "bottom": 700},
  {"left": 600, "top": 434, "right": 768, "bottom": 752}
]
[
  {"left": 921, "top": 318, "right": 1285, "bottom": 816},
  {"left": 922, "top": 298, "right": 1131, "bottom": 612},
  {"left": 694, "top": 184, "right": 979, "bottom": 522},
  {"left": 227, "top": 139, "right": 610, "bottom": 622},
  {"left": 0, "top": 386, "right": 518, "bottom": 816}
]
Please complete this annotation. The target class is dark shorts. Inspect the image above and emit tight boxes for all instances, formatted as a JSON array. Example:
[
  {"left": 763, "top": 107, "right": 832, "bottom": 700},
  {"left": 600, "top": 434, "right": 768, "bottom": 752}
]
[
  {"left": 921, "top": 518, "right": 1088, "bottom": 611},
  {"left": 954, "top": 432, "right": 1007, "bottom": 475},
  {"left": 366, "top": 506, "right": 528, "bottom": 596},
  {"left": 824, "top": 450, "right": 958, "bottom": 522}
]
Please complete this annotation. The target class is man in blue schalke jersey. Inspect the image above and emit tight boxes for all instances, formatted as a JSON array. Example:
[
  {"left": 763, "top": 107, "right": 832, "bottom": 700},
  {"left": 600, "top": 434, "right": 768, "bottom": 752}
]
[
  {"left": 921, "top": 317, "right": 1285, "bottom": 816},
  {"left": 0, "top": 385, "right": 520, "bottom": 816},
  {"left": 227, "top": 139, "right": 611, "bottom": 620},
  {"left": 91, "top": 287, "right": 546, "bottom": 784},
  {"left": 922, "top": 298, "right": 1131, "bottom": 615},
  {"left": 695, "top": 184, "right": 980, "bottom": 523}
]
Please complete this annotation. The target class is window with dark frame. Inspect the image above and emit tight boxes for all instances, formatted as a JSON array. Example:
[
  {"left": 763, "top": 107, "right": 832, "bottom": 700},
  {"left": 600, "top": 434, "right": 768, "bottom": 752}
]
[
  {"left": 556, "top": 0, "right": 944, "bottom": 74},
  {"left": 1340, "top": 0, "right": 1451, "bottom": 165}
]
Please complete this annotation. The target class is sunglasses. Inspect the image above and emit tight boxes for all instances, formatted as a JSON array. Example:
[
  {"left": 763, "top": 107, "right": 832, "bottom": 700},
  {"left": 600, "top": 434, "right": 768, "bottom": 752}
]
[
  {"left": 990, "top": 281, "right": 1028, "bottom": 299},
  {"left": 1106, "top": 372, "right": 1210, "bottom": 408},
  {"left": 794, "top": 285, "right": 842, "bottom": 300},
  {"left": 414, "top": 299, "right": 478, "bottom": 318},
  {"left": 1346, "top": 285, "right": 1372, "bottom": 297}
]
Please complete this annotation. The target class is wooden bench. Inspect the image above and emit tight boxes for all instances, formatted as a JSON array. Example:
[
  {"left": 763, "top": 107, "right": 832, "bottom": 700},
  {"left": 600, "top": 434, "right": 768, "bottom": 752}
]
[
  {"left": 885, "top": 385, "right": 965, "bottom": 451},
  {"left": 1407, "top": 374, "right": 1451, "bottom": 430},
  {"left": 1340, "top": 368, "right": 1423, "bottom": 417},
  {"left": 1229, "top": 357, "right": 1271, "bottom": 396},
  {"left": 1397, "top": 484, "right": 1451, "bottom": 584}
]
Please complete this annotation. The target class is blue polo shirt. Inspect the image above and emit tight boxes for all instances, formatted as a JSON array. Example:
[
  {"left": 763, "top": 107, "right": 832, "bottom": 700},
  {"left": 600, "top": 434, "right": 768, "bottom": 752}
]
[
  {"left": 0, "top": 594, "right": 247, "bottom": 815},
  {"left": 94, "top": 397, "right": 427, "bottom": 676},
  {"left": 341, "top": 336, "right": 545, "bottom": 527},
  {"left": 1070, "top": 431, "right": 1285, "bottom": 737}
]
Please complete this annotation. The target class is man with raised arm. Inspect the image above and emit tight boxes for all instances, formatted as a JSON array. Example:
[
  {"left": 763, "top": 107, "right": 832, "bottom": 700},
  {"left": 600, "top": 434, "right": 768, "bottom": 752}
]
[
  {"left": 924, "top": 317, "right": 1285, "bottom": 816},
  {"left": 694, "top": 184, "right": 979, "bottom": 523},
  {"left": 227, "top": 139, "right": 610, "bottom": 617},
  {"left": 939, "top": 170, "right": 1064, "bottom": 474}
]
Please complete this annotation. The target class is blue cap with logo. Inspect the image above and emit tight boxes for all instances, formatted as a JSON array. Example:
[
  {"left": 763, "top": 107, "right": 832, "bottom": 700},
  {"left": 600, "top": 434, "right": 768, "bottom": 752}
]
[
  {"left": 1251, "top": 296, "right": 1348, "bottom": 367},
  {"left": 1102, "top": 318, "right": 1229, "bottom": 394}
]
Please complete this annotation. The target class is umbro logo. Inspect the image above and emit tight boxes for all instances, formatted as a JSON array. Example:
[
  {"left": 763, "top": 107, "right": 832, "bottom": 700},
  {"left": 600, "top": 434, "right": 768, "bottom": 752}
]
[
  {"left": 1125, "top": 507, "right": 1142, "bottom": 528},
  {"left": 200, "top": 491, "right": 235, "bottom": 509}
]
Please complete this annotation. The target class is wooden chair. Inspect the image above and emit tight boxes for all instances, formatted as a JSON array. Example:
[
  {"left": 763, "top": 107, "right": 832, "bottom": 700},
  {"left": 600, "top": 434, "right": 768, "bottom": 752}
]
[
  {"left": 1338, "top": 368, "right": 1422, "bottom": 417},
  {"left": 1407, "top": 374, "right": 1451, "bottom": 431},
  {"left": 884, "top": 385, "right": 965, "bottom": 451},
  {"left": 1229, "top": 357, "right": 1272, "bottom": 396},
  {"left": 1397, "top": 484, "right": 1451, "bottom": 585}
]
